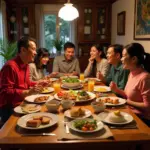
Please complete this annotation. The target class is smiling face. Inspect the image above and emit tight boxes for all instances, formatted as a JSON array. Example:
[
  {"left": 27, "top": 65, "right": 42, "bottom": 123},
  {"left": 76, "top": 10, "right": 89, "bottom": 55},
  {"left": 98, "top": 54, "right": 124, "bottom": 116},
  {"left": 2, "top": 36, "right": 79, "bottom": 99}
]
[
  {"left": 90, "top": 46, "right": 100, "bottom": 59},
  {"left": 121, "top": 48, "right": 135, "bottom": 70},
  {"left": 24, "top": 41, "right": 37, "bottom": 63},
  {"left": 106, "top": 47, "right": 119, "bottom": 65},
  {"left": 40, "top": 56, "right": 49, "bottom": 65},
  {"left": 64, "top": 48, "right": 75, "bottom": 61}
]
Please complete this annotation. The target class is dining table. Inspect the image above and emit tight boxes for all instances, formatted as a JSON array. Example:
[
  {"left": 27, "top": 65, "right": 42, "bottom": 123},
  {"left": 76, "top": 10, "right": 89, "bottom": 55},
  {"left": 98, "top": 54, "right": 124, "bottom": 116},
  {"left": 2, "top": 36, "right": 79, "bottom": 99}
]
[{"left": 0, "top": 78, "right": 150, "bottom": 150}]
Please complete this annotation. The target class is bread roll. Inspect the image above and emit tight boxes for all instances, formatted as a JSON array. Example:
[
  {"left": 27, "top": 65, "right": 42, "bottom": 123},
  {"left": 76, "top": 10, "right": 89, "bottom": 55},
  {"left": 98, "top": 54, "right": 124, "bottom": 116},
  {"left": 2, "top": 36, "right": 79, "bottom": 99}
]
[
  {"left": 33, "top": 116, "right": 42, "bottom": 120},
  {"left": 70, "top": 108, "right": 80, "bottom": 117},
  {"left": 26, "top": 119, "right": 41, "bottom": 127},
  {"left": 41, "top": 116, "right": 50, "bottom": 124}
]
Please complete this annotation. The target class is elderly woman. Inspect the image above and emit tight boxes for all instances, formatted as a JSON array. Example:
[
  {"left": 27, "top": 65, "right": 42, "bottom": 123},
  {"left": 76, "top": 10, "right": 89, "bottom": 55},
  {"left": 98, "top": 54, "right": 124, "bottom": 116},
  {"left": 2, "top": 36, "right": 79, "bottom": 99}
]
[
  {"left": 84, "top": 44, "right": 109, "bottom": 78},
  {"left": 110, "top": 43, "right": 150, "bottom": 126},
  {"left": 29, "top": 48, "right": 57, "bottom": 81}
]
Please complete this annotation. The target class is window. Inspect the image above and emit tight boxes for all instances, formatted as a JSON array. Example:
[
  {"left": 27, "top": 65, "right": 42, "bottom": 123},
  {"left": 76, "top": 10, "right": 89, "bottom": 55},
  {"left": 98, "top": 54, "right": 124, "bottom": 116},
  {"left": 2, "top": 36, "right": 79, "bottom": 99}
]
[
  {"left": 35, "top": 4, "right": 77, "bottom": 56},
  {"left": 44, "top": 14, "right": 71, "bottom": 54}
]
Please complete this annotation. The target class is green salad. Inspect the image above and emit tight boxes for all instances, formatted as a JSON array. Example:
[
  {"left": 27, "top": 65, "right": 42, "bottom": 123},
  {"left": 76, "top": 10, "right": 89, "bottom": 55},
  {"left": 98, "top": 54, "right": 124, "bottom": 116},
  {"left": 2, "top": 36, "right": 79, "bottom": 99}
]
[
  {"left": 63, "top": 78, "right": 79, "bottom": 83},
  {"left": 74, "top": 119, "right": 97, "bottom": 131}
]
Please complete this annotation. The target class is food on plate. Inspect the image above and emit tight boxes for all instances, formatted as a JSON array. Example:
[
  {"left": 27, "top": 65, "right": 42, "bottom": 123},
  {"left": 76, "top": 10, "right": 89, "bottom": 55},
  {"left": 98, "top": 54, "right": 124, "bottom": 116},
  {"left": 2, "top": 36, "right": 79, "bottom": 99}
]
[
  {"left": 21, "top": 104, "right": 38, "bottom": 112},
  {"left": 26, "top": 116, "right": 51, "bottom": 127},
  {"left": 77, "top": 91, "right": 90, "bottom": 100},
  {"left": 34, "top": 96, "right": 49, "bottom": 103},
  {"left": 63, "top": 77, "right": 79, "bottom": 83},
  {"left": 70, "top": 108, "right": 85, "bottom": 117},
  {"left": 96, "top": 87, "right": 107, "bottom": 92},
  {"left": 42, "top": 87, "right": 49, "bottom": 93},
  {"left": 99, "top": 98, "right": 119, "bottom": 104},
  {"left": 108, "top": 110, "right": 126, "bottom": 123},
  {"left": 57, "top": 90, "right": 91, "bottom": 101},
  {"left": 26, "top": 119, "right": 41, "bottom": 128},
  {"left": 74, "top": 119, "right": 97, "bottom": 131},
  {"left": 41, "top": 116, "right": 50, "bottom": 124}
]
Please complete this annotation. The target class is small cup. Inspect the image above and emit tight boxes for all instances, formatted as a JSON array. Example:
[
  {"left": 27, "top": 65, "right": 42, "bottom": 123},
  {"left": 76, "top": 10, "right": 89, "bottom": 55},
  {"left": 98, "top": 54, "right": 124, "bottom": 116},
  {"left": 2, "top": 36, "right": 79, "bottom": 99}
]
[
  {"left": 91, "top": 101, "right": 106, "bottom": 113},
  {"left": 61, "top": 100, "right": 75, "bottom": 110},
  {"left": 80, "top": 73, "right": 85, "bottom": 81},
  {"left": 46, "top": 99, "right": 60, "bottom": 113},
  {"left": 88, "top": 80, "right": 95, "bottom": 92}
]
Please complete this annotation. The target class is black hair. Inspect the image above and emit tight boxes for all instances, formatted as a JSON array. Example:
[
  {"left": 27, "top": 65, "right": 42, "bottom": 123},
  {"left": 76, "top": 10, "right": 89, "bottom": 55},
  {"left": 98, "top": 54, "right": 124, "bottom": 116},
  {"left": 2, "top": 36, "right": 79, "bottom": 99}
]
[
  {"left": 108, "top": 44, "right": 124, "bottom": 58},
  {"left": 17, "top": 36, "right": 36, "bottom": 53},
  {"left": 64, "top": 42, "right": 75, "bottom": 51},
  {"left": 34, "top": 48, "right": 50, "bottom": 69},
  {"left": 91, "top": 44, "right": 106, "bottom": 76},
  {"left": 124, "top": 43, "right": 150, "bottom": 72}
]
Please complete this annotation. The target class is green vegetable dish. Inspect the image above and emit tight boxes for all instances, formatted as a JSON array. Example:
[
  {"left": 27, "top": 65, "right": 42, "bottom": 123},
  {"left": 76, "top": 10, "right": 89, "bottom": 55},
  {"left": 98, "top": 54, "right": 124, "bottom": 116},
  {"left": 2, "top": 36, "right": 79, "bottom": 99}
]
[
  {"left": 74, "top": 119, "right": 97, "bottom": 131},
  {"left": 63, "top": 78, "right": 79, "bottom": 83}
]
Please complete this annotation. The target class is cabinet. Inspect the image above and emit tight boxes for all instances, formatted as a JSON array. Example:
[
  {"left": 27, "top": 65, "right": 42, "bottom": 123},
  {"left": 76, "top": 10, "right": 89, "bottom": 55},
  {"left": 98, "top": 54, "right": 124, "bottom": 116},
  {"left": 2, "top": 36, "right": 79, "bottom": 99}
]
[
  {"left": 7, "top": 4, "right": 35, "bottom": 42},
  {"left": 77, "top": 3, "right": 111, "bottom": 55}
]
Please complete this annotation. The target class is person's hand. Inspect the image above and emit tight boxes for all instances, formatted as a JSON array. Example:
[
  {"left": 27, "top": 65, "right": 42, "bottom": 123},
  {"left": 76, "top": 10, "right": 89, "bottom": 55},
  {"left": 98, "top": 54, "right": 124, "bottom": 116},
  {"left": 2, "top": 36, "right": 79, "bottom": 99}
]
[
  {"left": 96, "top": 71, "right": 103, "bottom": 80},
  {"left": 36, "top": 79, "right": 51, "bottom": 87},
  {"left": 109, "top": 81, "right": 118, "bottom": 92},
  {"left": 71, "top": 71, "right": 78, "bottom": 76},
  {"left": 89, "top": 56, "right": 95, "bottom": 64},
  {"left": 49, "top": 72, "right": 58, "bottom": 78}
]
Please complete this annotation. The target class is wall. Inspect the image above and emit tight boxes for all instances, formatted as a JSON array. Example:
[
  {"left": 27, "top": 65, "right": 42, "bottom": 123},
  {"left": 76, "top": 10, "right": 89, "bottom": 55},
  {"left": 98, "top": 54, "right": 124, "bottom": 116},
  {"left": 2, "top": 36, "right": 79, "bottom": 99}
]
[{"left": 111, "top": 0, "right": 150, "bottom": 53}]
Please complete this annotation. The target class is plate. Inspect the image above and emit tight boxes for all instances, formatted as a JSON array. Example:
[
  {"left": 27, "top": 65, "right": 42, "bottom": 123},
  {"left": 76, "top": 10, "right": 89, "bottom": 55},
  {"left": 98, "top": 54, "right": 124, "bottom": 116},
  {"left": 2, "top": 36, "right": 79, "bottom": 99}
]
[
  {"left": 94, "top": 86, "right": 111, "bottom": 92},
  {"left": 17, "top": 112, "right": 58, "bottom": 129},
  {"left": 14, "top": 104, "right": 41, "bottom": 114},
  {"left": 98, "top": 112, "right": 133, "bottom": 125},
  {"left": 25, "top": 94, "right": 54, "bottom": 104},
  {"left": 54, "top": 91, "right": 96, "bottom": 103},
  {"left": 41, "top": 87, "right": 54, "bottom": 94},
  {"left": 50, "top": 78, "right": 58, "bottom": 82},
  {"left": 64, "top": 108, "right": 92, "bottom": 119},
  {"left": 61, "top": 84, "right": 83, "bottom": 90},
  {"left": 84, "top": 78, "right": 101, "bottom": 82},
  {"left": 69, "top": 118, "right": 104, "bottom": 133},
  {"left": 96, "top": 96, "right": 126, "bottom": 106}
]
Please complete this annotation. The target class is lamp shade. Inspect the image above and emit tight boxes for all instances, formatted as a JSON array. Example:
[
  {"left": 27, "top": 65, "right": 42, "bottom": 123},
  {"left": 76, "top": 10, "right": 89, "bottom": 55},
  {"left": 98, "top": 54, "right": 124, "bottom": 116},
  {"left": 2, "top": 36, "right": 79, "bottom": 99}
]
[{"left": 58, "top": 3, "right": 79, "bottom": 21}]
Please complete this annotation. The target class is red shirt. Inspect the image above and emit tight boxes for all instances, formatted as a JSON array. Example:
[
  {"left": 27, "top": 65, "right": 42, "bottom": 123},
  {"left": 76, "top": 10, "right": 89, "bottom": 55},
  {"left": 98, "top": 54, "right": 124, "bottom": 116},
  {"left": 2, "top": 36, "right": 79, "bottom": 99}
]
[{"left": 0, "top": 55, "right": 36, "bottom": 107}]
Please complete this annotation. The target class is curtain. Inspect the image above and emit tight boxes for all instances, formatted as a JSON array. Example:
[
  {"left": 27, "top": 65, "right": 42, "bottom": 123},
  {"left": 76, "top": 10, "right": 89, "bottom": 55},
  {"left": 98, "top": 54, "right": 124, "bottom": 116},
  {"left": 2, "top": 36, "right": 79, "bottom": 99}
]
[{"left": 0, "top": 0, "right": 7, "bottom": 69}]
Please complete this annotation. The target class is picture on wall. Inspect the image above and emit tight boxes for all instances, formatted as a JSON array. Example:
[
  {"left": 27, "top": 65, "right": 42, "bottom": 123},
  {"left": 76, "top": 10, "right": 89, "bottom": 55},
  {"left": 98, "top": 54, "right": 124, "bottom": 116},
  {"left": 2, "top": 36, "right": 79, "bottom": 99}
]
[
  {"left": 134, "top": 0, "right": 150, "bottom": 40},
  {"left": 117, "top": 11, "right": 126, "bottom": 35}
]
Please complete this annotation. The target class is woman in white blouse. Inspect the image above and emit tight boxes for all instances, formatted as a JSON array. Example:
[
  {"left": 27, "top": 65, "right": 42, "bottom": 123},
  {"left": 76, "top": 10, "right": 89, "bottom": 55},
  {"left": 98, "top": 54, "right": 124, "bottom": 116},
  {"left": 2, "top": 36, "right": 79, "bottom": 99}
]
[
  {"left": 29, "top": 48, "right": 57, "bottom": 81},
  {"left": 84, "top": 44, "right": 109, "bottom": 78}
]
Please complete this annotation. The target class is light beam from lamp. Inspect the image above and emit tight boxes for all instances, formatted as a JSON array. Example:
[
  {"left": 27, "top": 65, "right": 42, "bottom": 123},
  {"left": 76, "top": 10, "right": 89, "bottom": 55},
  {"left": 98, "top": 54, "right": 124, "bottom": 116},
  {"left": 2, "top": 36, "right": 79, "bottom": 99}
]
[{"left": 58, "top": 0, "right": 79, "bottom": 21}]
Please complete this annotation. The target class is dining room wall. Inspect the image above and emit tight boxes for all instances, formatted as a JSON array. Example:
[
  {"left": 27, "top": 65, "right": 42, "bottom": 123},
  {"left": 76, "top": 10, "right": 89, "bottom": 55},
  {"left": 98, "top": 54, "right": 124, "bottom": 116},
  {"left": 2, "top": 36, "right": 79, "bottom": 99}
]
[{"left": 111, "top": 0, "right": 150, "bottom": 53}]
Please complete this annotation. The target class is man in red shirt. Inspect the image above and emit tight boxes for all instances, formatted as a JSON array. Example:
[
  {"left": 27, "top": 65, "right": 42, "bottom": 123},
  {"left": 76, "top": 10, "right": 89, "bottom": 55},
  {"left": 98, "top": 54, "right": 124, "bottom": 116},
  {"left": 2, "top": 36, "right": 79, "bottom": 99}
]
[{"left": 0, "top": 36, "right": 43, "bottom": 124}]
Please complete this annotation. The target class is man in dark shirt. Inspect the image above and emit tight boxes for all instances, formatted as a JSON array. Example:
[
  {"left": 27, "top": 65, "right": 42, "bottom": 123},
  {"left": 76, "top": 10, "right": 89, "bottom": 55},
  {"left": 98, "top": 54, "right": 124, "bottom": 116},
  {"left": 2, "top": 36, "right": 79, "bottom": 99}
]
[{"left": 0, "top": 37, "right": 43, "bottom": 124}]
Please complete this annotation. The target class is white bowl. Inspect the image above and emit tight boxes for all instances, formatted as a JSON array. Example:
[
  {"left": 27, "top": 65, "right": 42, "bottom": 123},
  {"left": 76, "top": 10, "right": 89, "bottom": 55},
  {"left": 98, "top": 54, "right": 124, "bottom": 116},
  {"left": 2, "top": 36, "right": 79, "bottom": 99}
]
[
  {"left": 91, "top": 101, "right": 106, "bottom": 113},
  {"left": 45, "top": 99, "right": 60, "bottom": 112},
  {"left": 63, "top": 81, "right": 80, "bottom": 88}
]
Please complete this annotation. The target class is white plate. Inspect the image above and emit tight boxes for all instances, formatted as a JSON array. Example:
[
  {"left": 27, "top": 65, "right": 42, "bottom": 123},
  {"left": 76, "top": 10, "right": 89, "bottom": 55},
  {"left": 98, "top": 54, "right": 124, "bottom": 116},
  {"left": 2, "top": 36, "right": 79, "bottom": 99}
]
[
  {"left": 50, "top": 78, "right": 58, "bottom": 82},
  {"left": 69, "top": 118, "right": 104, "bottom": 133},
  {"left": 94, "top": 86, "right": 111, "bottom": 92},
  {"left": 96, "top": 96, "right": 126, "bottom": 106},
  {"left": 84, "top": 78, "right": 101, "bottom": 82},
  {"left": 61, "top": 84, "right": 83, "bottom": 90},
  {"left": 98, "top": 112, "right": 133, "bottom": 125},
  {"left": 64, "top": 108, "right": 92, "bottom": 119},
  {"left": 14, "top": 104, "right": 41, "bottom": 114},
  {"left": 25, "top": 94, "right": 54, "bottom": 104},
  {"left": 17, "top": 112, "right": 58, "bottom": 129},
  {"left": 54, "top": 91, "right": 96, "bottom": 103},
  {"left": 41, "top": 87, "right": 54, "bottom": 94}
]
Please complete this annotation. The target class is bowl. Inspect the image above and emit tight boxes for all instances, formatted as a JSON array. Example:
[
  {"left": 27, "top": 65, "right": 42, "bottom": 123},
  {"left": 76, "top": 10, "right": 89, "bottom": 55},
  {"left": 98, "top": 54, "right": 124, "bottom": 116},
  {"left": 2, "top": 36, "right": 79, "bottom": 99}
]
[
  {"left": 45, "top": 99, "right": 60, "bottom": 112},
  {"left": 91, "top": 101, "right": 106, "bottom": 113},
  {"left": 61, "top": 100, "right": 75, "bottom": 110},
  {"left": 62, "top": 78, "right": 80, "bottom": 88},
  {"left": 60, "top": 76, "right": 78, "bottom": 80}
]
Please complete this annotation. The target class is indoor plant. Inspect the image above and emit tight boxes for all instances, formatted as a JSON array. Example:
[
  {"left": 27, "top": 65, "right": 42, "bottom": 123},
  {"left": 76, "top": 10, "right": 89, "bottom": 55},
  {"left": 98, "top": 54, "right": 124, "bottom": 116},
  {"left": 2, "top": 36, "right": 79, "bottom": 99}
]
[
  {"left": 52, "top": 39, "right": 63, "bottom": 55},
  {"left": 0, "top": 38, "right": 17, "bottom": 63}
]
